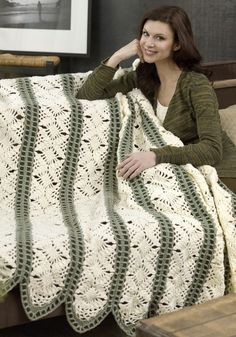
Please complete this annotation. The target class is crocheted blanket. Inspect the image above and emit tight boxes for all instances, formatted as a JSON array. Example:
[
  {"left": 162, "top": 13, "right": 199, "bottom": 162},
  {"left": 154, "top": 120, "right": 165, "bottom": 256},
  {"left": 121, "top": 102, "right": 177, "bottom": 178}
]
[{"left": 0, "top": 73, "right": 236, "bottom": 336}]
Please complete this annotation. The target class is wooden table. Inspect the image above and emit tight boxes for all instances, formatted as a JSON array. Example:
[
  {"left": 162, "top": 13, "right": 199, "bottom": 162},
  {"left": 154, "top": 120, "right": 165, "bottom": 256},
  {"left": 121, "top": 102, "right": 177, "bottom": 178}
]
[{"left": 136, "top": 294, "right": 236, "bottom": 337}]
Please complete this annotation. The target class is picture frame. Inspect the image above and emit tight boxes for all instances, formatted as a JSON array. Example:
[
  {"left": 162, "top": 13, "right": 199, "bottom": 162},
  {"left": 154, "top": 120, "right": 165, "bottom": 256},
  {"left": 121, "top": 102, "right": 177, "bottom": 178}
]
[{"left": 0, "top": 0, "right": 91, "bottom": 56}]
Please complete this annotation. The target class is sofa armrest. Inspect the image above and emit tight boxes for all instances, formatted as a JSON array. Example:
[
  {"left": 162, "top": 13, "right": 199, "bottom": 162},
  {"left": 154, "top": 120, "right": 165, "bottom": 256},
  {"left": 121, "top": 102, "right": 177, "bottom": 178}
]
[{"left": 213, "top": 79, "right": 236, "bottom": 109}]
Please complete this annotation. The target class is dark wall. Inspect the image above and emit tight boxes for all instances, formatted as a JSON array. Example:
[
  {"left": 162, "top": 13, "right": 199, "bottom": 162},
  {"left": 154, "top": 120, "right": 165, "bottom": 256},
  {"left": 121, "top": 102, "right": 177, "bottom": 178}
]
[{"left": 59, "top": 0, "right": 236, "bottom": 73}]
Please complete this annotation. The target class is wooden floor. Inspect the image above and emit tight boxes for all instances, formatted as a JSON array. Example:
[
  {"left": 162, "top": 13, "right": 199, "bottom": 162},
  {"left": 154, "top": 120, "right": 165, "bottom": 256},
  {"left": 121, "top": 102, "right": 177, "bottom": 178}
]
[{"left": 0, "top": 315, "right": 128, "bottom": 337}]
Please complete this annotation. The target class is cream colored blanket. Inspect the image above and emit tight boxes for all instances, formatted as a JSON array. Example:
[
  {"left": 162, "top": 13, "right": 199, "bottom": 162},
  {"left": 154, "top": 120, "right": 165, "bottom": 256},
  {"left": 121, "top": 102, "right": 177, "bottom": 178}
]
[{"left": 0, "top": 73, "right": 235, "bottom": 336}]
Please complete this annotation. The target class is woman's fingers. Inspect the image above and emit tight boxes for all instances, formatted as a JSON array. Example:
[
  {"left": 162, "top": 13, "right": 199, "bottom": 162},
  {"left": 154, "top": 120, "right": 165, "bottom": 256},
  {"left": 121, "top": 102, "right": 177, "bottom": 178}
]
[
  {"left": 118, "top": 161, "right": 142, "bottom": 180},
  {"left": 117, "top": 152, "right": 156, "bottom": 180},
  {"left": 116, "top": 39, "right": 144, "bottom": 63},
  {"left": 116, "top": 154, "right": 132, "bottom": 170},
  {"left": 129, "top": 167, "right": 143, "bottom": 179},
  {"left": 117, "top": 154, "right": 143, "bottom": 179},
  {"left": 117, "top": 159, "right": 139, "bottom": 179}
]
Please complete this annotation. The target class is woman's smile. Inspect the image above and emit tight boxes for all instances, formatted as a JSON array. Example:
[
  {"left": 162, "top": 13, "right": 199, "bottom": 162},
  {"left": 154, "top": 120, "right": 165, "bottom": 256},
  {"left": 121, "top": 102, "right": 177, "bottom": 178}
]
[{"left": 144, "top": 48, "right": 158, "bottom": 56}]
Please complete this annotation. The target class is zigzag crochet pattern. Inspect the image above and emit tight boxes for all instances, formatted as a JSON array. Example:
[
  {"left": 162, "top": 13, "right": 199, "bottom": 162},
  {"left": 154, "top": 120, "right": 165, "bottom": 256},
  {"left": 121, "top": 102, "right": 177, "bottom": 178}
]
[{"left": 0, "top": 72, "right": 235, "bottom": 336}]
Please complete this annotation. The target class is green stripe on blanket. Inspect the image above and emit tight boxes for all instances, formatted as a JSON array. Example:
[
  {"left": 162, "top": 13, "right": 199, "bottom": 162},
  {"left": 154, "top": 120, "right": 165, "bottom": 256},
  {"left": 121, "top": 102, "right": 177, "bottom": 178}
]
[
  {"left": 59, "top": 74, "right": 85, "bottom": 304},
  {"left": 15, "top": 77, "right": 38, "bottom": 291}
]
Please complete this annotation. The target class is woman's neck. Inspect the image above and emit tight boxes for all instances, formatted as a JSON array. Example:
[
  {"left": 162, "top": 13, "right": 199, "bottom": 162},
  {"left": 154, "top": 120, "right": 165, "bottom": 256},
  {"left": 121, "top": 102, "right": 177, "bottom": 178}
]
[
  {"left": 155, "top": 60, "right": 182, "bottom": 84},
  {"left": 155, "top": 60, "right": 183, "bottom": 107}
]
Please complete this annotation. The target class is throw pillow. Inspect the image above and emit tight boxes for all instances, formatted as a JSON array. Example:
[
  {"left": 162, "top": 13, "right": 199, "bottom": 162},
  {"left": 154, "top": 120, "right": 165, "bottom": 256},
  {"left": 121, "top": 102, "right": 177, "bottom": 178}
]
[{"left": 219, "top": 104, "right": 236, "bottom": 145}]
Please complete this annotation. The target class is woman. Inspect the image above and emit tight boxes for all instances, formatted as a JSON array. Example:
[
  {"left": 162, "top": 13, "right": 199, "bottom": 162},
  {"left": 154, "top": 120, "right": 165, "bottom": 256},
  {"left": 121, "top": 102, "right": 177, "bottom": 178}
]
[{"left": 77, "top": 6, "right": 236, "bottom": 191}]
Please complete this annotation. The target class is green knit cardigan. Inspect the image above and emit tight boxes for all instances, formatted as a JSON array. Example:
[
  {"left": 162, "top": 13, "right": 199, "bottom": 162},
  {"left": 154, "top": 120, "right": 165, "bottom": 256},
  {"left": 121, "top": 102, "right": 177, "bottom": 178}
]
[{"left": 77, "top": 63, "right": 236, "bottom": 178}]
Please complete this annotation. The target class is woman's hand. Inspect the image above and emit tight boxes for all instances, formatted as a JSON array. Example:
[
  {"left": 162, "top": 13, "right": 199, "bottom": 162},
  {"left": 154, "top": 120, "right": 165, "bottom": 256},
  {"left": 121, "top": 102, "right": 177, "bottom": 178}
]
[
  {"left": 106, "top": 39, "right": 144, "bottom": 68},
  {"left": 117, "top": 151, "right": 156, "bottom": 180}
]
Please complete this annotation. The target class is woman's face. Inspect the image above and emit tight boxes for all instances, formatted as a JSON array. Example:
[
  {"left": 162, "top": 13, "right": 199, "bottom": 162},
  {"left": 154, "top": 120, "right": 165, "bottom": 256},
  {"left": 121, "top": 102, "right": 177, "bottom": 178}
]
[{"left": 140, "top": 20, "right": 179, "bottom": 64}]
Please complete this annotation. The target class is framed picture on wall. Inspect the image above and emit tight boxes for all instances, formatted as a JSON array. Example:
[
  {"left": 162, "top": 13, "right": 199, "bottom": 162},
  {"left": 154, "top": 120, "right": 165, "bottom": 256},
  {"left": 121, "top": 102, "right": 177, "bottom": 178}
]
[{"left": 0, "top": 0, "right": 91, "bottom": 56}]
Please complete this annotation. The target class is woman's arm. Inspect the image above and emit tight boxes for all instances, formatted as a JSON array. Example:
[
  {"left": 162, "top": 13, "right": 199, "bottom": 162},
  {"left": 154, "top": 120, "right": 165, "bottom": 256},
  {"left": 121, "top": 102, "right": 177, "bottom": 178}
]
[
  {"left": 76, "top": 39, "right": 142, "bottom": 100},
  {"left": 117, "top": 75, "right": 223, "bottom": 180},
  {"left": 152, "top": 76, "right": 223, "bottom": 167},
  {"left": 76, "top": 63, "right": 137, "bottom": 100}
]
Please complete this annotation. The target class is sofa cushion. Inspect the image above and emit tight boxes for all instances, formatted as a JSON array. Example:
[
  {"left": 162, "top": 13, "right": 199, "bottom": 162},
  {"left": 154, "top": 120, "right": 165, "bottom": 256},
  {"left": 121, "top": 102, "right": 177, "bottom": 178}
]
[{"left": 219, "top": 104, "right": 236, "bottom": 145}]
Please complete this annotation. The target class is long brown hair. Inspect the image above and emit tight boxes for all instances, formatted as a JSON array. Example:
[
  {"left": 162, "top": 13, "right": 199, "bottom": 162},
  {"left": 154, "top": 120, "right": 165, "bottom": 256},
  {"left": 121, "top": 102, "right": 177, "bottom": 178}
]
[{"left": 136, "top": 6, "right": 209, "bottom": 103}]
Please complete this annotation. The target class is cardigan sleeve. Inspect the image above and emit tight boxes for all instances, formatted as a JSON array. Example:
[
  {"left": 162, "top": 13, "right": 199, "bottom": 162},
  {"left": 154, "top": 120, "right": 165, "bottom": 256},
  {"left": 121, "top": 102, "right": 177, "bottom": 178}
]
[
  {"left": 76, "top": 61, "right": 137, "bottom": 100},
  {"left": 151, "top": 75, "right": 223, "bottom": 167}
]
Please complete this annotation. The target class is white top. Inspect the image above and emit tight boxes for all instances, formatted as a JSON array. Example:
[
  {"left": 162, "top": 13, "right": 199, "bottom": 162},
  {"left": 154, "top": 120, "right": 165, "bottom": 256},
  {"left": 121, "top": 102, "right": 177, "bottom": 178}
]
[{"left": 156, "top": 100, "right": 168, "bottom": 124}]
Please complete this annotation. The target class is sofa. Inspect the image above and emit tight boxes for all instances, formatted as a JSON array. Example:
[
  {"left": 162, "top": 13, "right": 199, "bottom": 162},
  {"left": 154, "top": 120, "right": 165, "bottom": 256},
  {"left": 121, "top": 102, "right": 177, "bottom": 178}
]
[
  {"left": 208, "top": 60, "right": 236, "bottom": 192},
  {"left": 0, "top": 60, "right": 236, "bottom": 332}
]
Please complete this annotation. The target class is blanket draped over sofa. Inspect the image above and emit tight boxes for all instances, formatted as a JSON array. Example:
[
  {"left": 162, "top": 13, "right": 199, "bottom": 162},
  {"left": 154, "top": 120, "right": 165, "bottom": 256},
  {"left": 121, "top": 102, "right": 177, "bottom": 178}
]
[{"left": 0, "top": 72, "right": 236, "bottom": 336}]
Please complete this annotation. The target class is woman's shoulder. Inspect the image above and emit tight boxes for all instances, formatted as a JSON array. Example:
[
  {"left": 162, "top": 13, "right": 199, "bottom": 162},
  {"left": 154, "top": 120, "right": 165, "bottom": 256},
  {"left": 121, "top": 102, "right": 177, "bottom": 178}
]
[
  {"left": 178, "top": 70, "right": 217, "bottom": 106},
  {"left": 178, "top": 71, "right": 212, "bottom": 96},
  {"left": 181, "top": 71, "right": 211, "bottom": 86}
]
